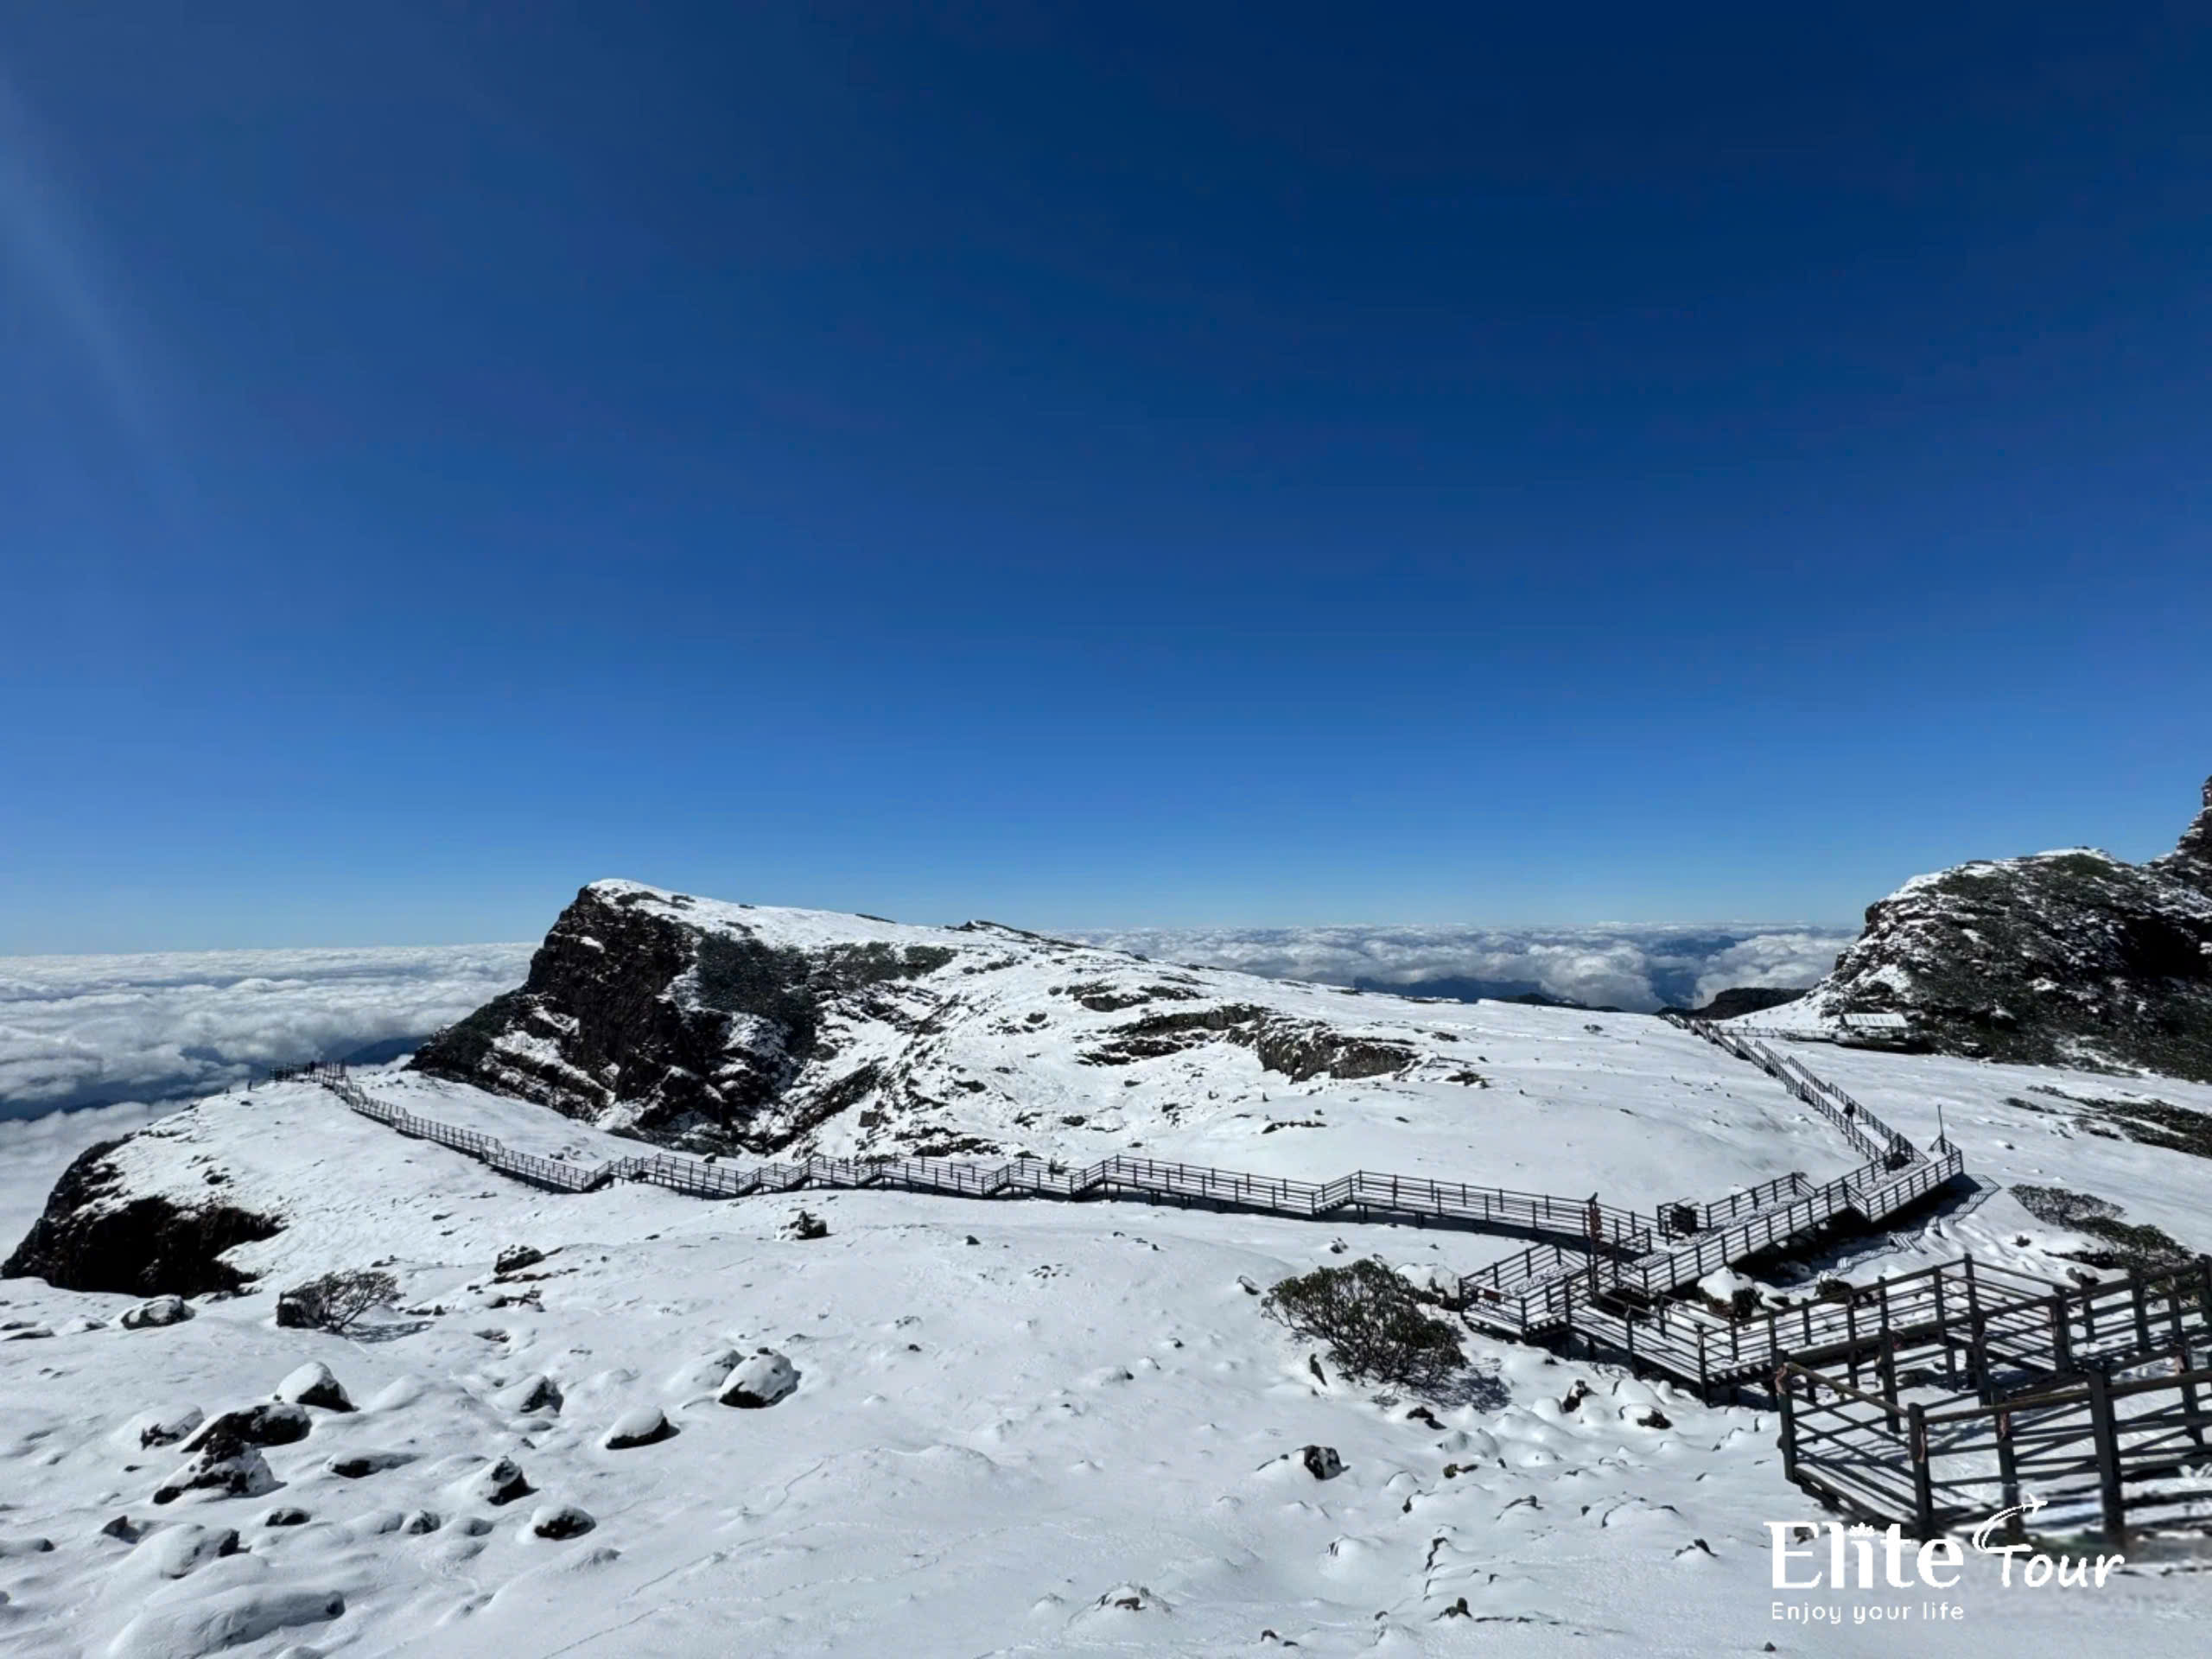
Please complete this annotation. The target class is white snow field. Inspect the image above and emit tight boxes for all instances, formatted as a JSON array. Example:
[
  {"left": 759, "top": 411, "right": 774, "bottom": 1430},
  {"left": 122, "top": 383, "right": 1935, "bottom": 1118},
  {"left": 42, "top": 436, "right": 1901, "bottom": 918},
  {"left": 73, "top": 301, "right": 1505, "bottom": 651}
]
[{"left": 3, "top": 998, "right": 2210, "bottom": 1654}]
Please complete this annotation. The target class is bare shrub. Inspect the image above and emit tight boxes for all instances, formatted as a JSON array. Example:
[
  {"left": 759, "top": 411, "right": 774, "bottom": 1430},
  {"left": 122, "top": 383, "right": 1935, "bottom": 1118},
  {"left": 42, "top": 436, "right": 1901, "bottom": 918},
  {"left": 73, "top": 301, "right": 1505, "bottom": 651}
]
[
  {"left": 276, "top": 1268, "right": 398, "bottom": 1335},
  {"left": 1261, "top": 1258, "right": 1464, "bottom": 1390}
]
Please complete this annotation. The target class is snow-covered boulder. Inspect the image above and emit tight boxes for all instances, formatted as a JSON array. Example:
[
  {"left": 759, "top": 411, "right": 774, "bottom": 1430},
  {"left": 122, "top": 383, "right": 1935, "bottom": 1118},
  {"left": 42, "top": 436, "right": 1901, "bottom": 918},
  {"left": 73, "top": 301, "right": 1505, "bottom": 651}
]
[
  {"left": 717, "top": 1351, "right": 798, "bottom": 1408},
  {"left": 498, "top": 1373, "right": 563, "bottom": 1414},
  {"left": 495, "top": 1244, "right": 545, "bottom": 1275},
  {"left": 180, "top": 1402, "right": 311, "bottom": 1455},
  {"left": 665, "top": 1346, "right": 743, "bottom": 1395},
  {"left": 120, "top": 1296, "right": 194, "bottom": 1330},
  {"left": 1300, "top": 1445, "right": 1343, "bottom": 1480},
  {"left": 273, "top": 1361, "right": 354, "bottom": 1413},
  {"left": 449, "top": 1456, "right": 532, "bottom": 1507},
  {"left": 152, "top": 1444, "right": 276, "bottom": 1506},
  {"left": 601, "top": 1406, "right": 677, "bottom": 1449},
  {"left": 529, "top": 1503, "right": 596, "bottom": 1540}
]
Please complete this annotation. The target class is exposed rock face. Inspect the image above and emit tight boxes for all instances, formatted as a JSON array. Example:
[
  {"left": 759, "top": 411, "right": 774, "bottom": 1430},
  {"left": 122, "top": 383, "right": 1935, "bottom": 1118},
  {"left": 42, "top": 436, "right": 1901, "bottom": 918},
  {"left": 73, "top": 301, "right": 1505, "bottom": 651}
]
[
  {"left": 410, "top": 882, "right": 965, "bottom": 1151},
  {"left": 410, "top": 880, "right": 1432, "bottom": 1155},
  {"left": 2155, "top": 776, "right": 2212, "bottom": 883},
  {"left": 1797, "top": 775, "right": 2212, "bottom": 1078},
  {"left": 3, "top": 1141, "right": 281, "bottom": 1296}
]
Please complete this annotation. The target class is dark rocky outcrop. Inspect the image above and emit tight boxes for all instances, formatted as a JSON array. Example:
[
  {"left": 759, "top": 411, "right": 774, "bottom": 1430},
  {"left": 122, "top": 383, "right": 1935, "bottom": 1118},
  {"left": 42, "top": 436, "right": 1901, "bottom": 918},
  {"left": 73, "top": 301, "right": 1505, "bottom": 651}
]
[
  {"left": 1079, "top": 1003, "right": 1416, "bottom": 1079},
  {"left": 1802, "top": 775, "right": 2212, "bottom": 1078},
  {"left": 410, "top": 883, "right": 962, "bottom": 1152},
  {"left": 3, "top": 1141, "right": 281, "bottom": 1295}
]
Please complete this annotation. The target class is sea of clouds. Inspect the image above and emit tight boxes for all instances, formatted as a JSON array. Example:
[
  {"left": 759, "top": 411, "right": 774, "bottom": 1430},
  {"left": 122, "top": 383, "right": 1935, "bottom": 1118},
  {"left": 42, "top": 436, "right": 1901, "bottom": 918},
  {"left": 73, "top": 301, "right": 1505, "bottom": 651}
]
[
  {"left": 1068, "top": 924, "right": 1853, "bottom": 1014},
  {"left": 0, "top": 944, "right": 535, "bottom": 1122}
]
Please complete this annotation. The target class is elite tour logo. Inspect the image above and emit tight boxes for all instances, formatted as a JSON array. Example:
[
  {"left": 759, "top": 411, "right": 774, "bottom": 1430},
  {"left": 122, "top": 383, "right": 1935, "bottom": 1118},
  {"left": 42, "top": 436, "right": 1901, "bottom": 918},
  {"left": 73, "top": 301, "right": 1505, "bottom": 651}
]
[{"left": 1769, "top": 1498, "right": 2124, "bottom": 1627}]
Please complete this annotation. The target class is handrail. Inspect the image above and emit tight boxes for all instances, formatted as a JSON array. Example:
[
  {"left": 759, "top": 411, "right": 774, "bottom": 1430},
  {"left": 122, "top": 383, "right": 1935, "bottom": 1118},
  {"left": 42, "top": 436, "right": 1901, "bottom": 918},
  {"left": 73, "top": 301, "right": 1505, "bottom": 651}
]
[{"left": 302, "top": 1017, "right": 1978, "bottom": 1399}]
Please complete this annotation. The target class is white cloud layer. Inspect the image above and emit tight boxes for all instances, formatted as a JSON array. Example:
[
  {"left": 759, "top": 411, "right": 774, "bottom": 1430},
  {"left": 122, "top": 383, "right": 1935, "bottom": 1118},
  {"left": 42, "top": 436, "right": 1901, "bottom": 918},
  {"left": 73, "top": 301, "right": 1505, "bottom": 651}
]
[
  {"left": 0, "top": 1098, "right": 171, "bottom": 1252},
  {"left": 0, "top": 944, "right": 533, "bottom": 1121},
  {"left": 1065, "top": 924, "right": 1853, "bottom": 1014}
]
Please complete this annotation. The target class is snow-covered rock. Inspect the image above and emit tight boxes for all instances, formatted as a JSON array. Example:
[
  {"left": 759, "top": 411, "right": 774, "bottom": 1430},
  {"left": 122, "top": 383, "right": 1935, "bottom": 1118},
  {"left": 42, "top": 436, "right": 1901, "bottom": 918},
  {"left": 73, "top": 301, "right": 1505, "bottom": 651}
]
[
  {"left": 601, "top": 1406, "right": 676, "bottom": 1449},
  {"left": 529, "top": 1503, "right": 595, "bottom": 1540},
  {"left": 179, "top": 1402, "right": 311, "bottom": 1455},
  {"left": 272, "top": 1360, "right": 353, "bottom": 1413},
  {"left": 120, "top": 1295, "right": 195, "bottom": 1329},
  {"left": 152, "top": 1444, "right": 276, "bottom": 1506},
  {"left": 449, "top": 1456, "right": 532, "bottom": 1507},
  {"left": 498, "top": 1373, "right": 563, "bottom": 1414},
  {"left": 495, "top": 1243, "right": 545, "bottom": 1275},
  {"left": 717, "top": 1351, "right": 798, "bottom": 1409}
]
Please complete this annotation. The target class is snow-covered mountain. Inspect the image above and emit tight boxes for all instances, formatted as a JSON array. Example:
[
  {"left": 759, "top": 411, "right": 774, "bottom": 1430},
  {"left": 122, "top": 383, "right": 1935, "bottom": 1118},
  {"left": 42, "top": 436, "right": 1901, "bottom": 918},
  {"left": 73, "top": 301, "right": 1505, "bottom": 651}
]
[
  {"left": 409, "top": 880, "right": 1654, "bottom": 1160},
  {"left": 1756, "top": 775, "right": 2212, "bottom": 1078}
]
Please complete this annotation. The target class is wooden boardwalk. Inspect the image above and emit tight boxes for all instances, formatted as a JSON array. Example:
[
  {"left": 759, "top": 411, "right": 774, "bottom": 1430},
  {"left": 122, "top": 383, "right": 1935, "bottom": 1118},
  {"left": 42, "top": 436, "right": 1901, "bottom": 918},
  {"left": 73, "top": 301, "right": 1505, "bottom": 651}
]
[{"left": 283, "top": 1037, "right": 2212, "bottom": 1539}]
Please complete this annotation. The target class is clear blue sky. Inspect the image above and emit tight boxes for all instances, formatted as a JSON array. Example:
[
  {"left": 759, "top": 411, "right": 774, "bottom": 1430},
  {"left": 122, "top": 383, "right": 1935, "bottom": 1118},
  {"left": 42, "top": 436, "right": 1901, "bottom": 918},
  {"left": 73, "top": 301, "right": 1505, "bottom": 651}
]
[{"left": 3, "top": 3, "right": 2208, "bottom": 953}]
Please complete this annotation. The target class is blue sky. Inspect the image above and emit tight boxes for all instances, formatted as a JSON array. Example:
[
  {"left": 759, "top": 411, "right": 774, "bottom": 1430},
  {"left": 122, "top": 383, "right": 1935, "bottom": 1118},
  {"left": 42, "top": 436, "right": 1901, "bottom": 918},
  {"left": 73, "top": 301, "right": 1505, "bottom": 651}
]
[{"left": 3, "top": 3, "right": 2208, "bottom": 953}]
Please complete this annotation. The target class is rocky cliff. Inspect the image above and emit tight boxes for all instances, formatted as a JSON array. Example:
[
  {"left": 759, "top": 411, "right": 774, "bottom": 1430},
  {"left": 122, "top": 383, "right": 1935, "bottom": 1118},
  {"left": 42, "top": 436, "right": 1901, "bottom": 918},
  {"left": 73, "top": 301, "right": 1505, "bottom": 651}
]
[
  {"left": 3, "top": 1137, "right": 282, "bottom": 1295},
  {"left": 1784, "top": 777, "right": 2212, "bottom": 1078},
  {"left": 409, "top": 880, "right": 1435, "bottom": 1155}
]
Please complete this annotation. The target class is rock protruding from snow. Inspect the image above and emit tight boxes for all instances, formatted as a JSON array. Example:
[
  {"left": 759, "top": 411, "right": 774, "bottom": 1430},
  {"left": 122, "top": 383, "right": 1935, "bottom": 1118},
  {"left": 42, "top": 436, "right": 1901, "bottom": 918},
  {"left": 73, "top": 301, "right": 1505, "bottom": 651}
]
[
  {"left": 529, "top": 1503, "right": 596, "bottom": 1540},
  {"left": 451, "top": 1456, "right": 532, "bottom": 1507},
  {"left": 1300, "top": 1445, "right": 1343, "bottom": 1480},
  {"left": 495, "top": 1244, "right": 545, "bottom": 1275},
  {"left": 120, "top": 1295, "right": 194, "bottom": 1330},
  {"left": 152, "top": 1444, "right": 276, "bottom": 1506},
  {"left": 601, "top": 1406, "right": 677, "bottom": 1449},
  {"left": 274, "top": 1361, "right": 354, "bottom": 1413},
  {"left": 782, "top": 1209, "right": 830, "bottom": 1241},
  {"left": 717, "top": 1351, "right": 798, "bottom": 1409},
  {"left": 498, "top": 1373, "right": 563, "bottom": 1414},
  {"left": 180, "top": 1402, "right": 312, "bottom": 1457}
]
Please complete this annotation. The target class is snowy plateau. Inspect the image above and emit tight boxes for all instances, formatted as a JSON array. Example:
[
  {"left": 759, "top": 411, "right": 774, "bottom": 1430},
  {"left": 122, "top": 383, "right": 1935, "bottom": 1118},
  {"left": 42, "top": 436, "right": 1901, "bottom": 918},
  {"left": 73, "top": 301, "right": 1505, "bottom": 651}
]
[{"left": 3, "top": 881, "right": 2210, "bottom": 1656}]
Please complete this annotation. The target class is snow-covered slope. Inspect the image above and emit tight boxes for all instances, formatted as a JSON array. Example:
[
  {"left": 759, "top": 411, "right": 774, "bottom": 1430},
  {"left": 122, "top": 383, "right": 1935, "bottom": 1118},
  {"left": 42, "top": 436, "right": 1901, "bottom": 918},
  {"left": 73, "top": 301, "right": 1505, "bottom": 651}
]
[
  {"left": 1749, "top": 776, "right": 2212, "bottom": 1078},
  {"left": 4, "top": 1061, "right": 2210, "bottom": 1657},
  {"left": 10, "top": 879, "right": 2212, "bottom": 1656}
]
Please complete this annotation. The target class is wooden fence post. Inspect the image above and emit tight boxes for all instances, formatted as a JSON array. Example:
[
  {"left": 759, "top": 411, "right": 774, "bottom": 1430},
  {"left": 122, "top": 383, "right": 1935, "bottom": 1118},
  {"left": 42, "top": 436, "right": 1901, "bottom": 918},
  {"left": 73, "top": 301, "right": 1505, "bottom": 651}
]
[
  {"left": 1879, "top": 1331, "right": 1901, "bottom": 1433},
  {"left": 1908, "top": 1402, "right": 1936, "bottom": 1540},
  {"left": 1777, "top": 1369, "right": 1799, "bottom": 1483},
  {"left": 1994, "top": 1407, "right": 2024, "bottom": 1539},
  {"left": 2084, "top": 1368, "right": 2128, "bottom": 1549}
]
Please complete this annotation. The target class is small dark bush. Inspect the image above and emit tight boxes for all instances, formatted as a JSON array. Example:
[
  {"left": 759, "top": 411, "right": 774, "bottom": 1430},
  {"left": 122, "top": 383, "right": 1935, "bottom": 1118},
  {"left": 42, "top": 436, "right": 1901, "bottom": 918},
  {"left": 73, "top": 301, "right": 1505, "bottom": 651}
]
[
  {"left": 276, "top": 1268, "right": 398, "bottom": 1335},
  {"left": 1261, "top": 1258, "right": 1463, "bottom": 1390}
]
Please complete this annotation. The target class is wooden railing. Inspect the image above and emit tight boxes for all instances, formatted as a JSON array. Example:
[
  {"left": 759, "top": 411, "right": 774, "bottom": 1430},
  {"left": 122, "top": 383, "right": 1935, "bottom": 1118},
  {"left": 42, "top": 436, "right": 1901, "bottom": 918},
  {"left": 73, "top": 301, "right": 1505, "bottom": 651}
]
[
  {"left": 302, "top": 1071, "right": 1665, "bottom": 1247},
  {"left": 299, "top": 1016, "right": 1977, "bottom": 1406},
  {"left": 1780, "top": 1339, "right": 2212, "bottom": 1543}
]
